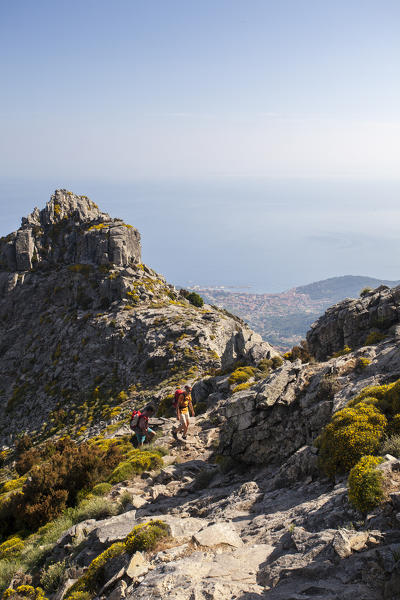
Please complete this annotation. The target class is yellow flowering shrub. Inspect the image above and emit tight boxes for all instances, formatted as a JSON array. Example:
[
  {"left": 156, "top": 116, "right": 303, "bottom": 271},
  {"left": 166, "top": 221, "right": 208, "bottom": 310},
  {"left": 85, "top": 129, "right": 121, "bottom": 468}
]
[
  {"left": 348, "top": 455, "right": 384, "bottom": 513},
  {"left": 315, "top": 403, "right": 387, "bottom": 477},
  {"left": 3, "top": 586, "right": 48, "bottom": 599},
  {"left": 65, "top": 542, "right": 125, "bottom": 598},
  {"left": 228, "top": 367, "right": 255, "bottom": 386},
  {"left": 332, "top": 345, "right": 352, "bottom": 358},
  {"left": 2, "top": 475, "right": 27, "bottom": 493},
  {"left": 125, "top": 520, "right": 169, "bottom": 554},
  {"left": 0, "top": 536, "right": 24, "bottom": 560},
  {"left": 349, "top": 379, "right": 400, "bottom": 415}
]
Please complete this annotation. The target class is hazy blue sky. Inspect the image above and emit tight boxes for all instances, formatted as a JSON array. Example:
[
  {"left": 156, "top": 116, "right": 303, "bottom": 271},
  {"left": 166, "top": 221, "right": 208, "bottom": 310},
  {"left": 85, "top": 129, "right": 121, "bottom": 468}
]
[{"left": 1, "top": 1, "right": 400, "bottom": 291}]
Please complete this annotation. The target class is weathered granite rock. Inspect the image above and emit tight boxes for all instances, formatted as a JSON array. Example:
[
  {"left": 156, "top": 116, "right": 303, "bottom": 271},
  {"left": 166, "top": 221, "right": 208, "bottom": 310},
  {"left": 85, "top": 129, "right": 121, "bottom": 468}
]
[
  {"left": 193, "top": 522, "right": 243, "bottom": 548},
  {"left": 307, "top": 284, "right": 400, "bottom": 360}
]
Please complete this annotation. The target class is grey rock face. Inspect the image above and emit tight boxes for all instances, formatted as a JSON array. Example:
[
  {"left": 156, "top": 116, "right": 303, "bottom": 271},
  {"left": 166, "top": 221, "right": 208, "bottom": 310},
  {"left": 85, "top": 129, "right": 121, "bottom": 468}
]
[
  {"left": 307, "top": 284, "right": 400, "bottom": 360},
  {"left": 0, "top": 189, "right": 141, "bottom": 271}
]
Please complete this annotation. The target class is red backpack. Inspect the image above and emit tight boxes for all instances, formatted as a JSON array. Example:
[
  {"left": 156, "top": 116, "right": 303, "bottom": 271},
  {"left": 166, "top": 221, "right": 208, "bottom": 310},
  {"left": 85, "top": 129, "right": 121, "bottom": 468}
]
[
  {"left": 130, "top": 409, "right": 147, "bottom": 431},
  {"left": 172, "top": 389, "right": 184, "bottom": 409}
]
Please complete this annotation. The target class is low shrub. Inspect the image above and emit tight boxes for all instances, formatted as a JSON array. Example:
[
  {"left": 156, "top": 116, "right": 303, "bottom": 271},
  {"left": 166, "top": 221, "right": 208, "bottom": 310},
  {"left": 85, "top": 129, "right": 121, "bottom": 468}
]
[
  {"left": 65, "top": 542, "right": 126, "bottom": 598},
  {"left": 333, "top": 345, "right": 352, "bottom": 358},
  {"left": 3, "top": 586, "right": 48, "bottom": 599},
  {"left": 360, "top": 287, "right": 373, "bottom": 297},
  {"left": 187, "top": 292, "right": 204, "bottom": 308},
  {"left": 315, "top": 402, "right": 387, "bottom": 477},
  {"left": 349, "top": 379, "right": 400, "bottom": 416},
  {"left": 348, "top": 455, "right": 384, "bottom": 513},
  {"left": 381, "top": 434, "right": 400, "bottom": 458},
  {"left": 0, "top": 438, "right": 122, "bottom": 536},
  {"left": 108, "top": 450, "right": 163, "bottom": 484},
  {"left": 91, "top": 483, "right": 112, "bottom": 496},
  {"left": 232, "top": 381, "right": 253, "bottom": 393},
  {"left": 365, "top": 331, "right": 386, "bottom": 345},
  {"left": 40, "top": 560, "right": 67, "bottom": 593},
  {"left": 156, "top": 395, "right": 174, "bottom": 417},
  {"left": 228, "top": 367, "right": 255, "bottom": 386},
  {"left": 193, "top": 401, "right": 207, "bottom": 414},
  {"left": 355, "top": 357, "right": 371, "bottom": 371},
  {"left": 283, "top": 340, "right": 312, "bottom": 363},
  {"left": 0, "top": 537, "right": 24, "bottom": 560},
  {"left": 125, "top": 520, "right": 169, "bottom": 554}
]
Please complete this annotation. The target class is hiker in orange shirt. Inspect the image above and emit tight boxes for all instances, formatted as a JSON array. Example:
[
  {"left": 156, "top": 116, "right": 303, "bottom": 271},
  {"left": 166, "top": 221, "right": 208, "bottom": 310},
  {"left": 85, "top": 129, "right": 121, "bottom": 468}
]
[{"left": 173, "top": 385, "right": 195, "bottom": 440}]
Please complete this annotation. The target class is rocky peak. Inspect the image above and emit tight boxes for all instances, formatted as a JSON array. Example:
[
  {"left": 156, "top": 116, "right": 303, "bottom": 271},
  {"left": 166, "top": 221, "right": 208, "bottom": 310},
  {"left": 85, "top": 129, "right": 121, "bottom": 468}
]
[{"left": 0, "top": 190, "right": 141, "bottom": 271}]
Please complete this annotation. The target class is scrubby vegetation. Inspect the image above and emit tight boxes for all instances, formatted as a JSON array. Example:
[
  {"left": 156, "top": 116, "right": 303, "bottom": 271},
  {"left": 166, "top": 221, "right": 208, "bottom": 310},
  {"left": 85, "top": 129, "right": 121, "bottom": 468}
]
[
  {"left": 348, "top": 455, "right": 384, "bottom": 513},
  {"left": 125, "top": 520, "right": 169, "bottom": 553},
  {"left": 283, "top": 340, "right": 313, "bottom": 363},
  {"left": 332, "top": 345, "right": 352, "bottom": 358},
  {"left": 365, "top": 331, "right": 386, "bottom": 345},
  {"left": 315, "top": 403, "right": 387, "bottom": 477},
  {"left": 381, "top": 434, "right": 400, "bottom": 458}
]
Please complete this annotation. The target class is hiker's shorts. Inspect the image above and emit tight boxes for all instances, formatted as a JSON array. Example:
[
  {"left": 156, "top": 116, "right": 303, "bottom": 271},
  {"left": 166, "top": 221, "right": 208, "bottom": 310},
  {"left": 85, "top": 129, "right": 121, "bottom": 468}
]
[
  {"left": 179, "top": 413, "right": 190, "bottom": 427},
  {"left": 135, "top": 427, "right": 154, "bottom": 445}
]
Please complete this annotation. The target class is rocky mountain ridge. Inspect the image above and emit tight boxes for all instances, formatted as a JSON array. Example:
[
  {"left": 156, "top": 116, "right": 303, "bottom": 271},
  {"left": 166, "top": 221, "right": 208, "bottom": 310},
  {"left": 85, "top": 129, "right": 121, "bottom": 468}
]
[
  {"left": 0, "top": 190, "right": 276, "bottom": 445},
  {"left": 1, "top": 193, "right": 400, "bottom": 600}
]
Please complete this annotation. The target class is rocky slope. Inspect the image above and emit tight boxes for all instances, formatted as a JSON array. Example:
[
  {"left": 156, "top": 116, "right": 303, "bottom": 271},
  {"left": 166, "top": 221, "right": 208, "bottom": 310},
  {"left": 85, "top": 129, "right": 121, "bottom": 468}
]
[
  {"left": 0, "top": 190, "right": 276, "bottom": 445},
  {"left": 1, "top": 198, "right": 400, "bottom": 600}
]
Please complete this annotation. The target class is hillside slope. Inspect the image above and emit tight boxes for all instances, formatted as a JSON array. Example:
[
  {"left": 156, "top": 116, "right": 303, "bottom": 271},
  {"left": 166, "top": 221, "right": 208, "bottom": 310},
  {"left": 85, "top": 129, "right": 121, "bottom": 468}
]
[{"left": 0, "top": 190, "right": 277, "bottom": 445}]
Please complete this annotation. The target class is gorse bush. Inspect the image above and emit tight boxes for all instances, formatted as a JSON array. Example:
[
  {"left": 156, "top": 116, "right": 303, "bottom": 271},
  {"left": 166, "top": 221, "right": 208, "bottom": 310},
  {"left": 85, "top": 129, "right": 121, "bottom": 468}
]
[
  {"left": 348, "top": 455, "right": 384, "bottom": 513},
  {"left": 332, "top": 345, "right": 352, "bottom": 358},
  {"left": 315, "top": 402, "right": 387, "bottom": 477},
  {"left": 0, "top": 537, "right": 24, "bottom": 560},
  {"left": 349, "top": 378, "right": 400, "bottom": 416},
  {"left": 283, "top": 340, "right": 312, "bottom": 364},
  {"left": 228, "top": 367, "right": 255, "bottom": 386},
  {"left": 3, "top": 586, "right": 48, "bottom": 599},
  {"left": 124, "top": 520, "right": 169, "bottom": 553}
]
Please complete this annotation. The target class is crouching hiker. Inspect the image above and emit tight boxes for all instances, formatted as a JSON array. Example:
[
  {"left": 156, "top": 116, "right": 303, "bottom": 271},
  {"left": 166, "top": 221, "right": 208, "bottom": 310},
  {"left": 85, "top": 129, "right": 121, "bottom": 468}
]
[
  {"left": 173, "top": 385, "right": 195, "bottom": 440},
  {"left": 130, "top": 405, "right": 156, "bottom": 447}
]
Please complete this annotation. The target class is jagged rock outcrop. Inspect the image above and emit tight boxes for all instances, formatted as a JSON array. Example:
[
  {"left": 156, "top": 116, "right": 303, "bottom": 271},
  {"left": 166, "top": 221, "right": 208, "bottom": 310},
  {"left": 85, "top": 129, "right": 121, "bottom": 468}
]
[
  {"left": 307, "top": 284, "right": 400, "bottom": 360},
  {"left": 0, "top": 191, "right": 277, "bottom": 444},
  {"left": 0, "top": 190, "right": 141, "bottom": 272}
]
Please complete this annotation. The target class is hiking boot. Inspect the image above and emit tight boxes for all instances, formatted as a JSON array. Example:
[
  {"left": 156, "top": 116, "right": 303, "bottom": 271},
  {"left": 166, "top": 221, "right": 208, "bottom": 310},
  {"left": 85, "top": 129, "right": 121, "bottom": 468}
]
[
  {"left": 182, "top": 434, "right": 187, "bottom": 440},
  {"left": 172, "top": 428, "right": 178, "bottom": 440}
]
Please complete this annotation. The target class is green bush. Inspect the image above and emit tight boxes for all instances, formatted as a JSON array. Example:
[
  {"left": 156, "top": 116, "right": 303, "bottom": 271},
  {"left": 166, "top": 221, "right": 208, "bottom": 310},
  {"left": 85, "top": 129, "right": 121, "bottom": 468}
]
[
  {"left": 40, "top": 560, "right": 67, "bottom": 593},
  {"left": 125, "top": 520, "right": 169, "bottom": 553},
  {"left": 187, "top": 292, "right": 204, "bottom": 308},
  {"left": 348, "top": 455, "right": 384, "bottom": 513},
  {"left": 315, "top": 402, "right": 387, "bottom": 477},
  {"left": 91, "top": 483, "right": 112, "bottom": 497},
  {"left": 108, "top": 451, "right": 163, "bottom": 484}
]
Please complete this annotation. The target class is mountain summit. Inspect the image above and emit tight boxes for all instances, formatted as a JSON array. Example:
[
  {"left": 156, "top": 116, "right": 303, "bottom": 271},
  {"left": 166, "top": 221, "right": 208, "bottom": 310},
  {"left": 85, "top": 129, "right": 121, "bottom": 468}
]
[{"left": 0, "top": 189, "right": 141, "bottom": 272}]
